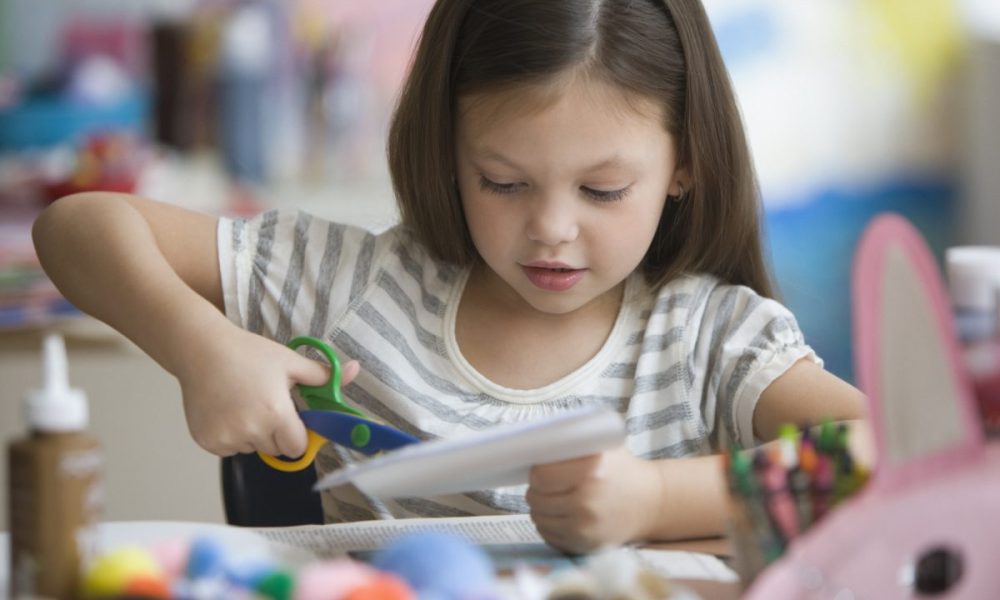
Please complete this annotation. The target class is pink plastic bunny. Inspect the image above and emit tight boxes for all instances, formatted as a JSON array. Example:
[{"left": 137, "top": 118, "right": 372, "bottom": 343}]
[{"left": 743, "top": 213, "right": 1000, "bottom": 598}]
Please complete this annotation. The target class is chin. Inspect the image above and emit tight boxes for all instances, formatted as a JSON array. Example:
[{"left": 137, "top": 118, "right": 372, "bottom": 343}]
[{"left": 519, "top": 291, "right": 593, "bottom": 316}]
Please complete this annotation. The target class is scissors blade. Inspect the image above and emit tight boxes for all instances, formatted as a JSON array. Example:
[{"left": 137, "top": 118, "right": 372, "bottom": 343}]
[{"left": 299, "top": 410, "right": 419, "bottom": 456}]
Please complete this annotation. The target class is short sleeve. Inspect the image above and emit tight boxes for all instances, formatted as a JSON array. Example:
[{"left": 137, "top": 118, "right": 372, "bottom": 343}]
[
  {"left": 690, "top": 283, "right": 821, "bottom": 450},
  {"left": 217, "top": 208, "right": 387, "bottom": 343}
]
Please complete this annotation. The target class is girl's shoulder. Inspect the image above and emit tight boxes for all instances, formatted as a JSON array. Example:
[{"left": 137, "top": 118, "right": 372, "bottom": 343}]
[
  {"left": 288, "top": 212, "right": 466, "bottom": 294},
  {"left": 231, "top": 207, "right": 438, "bottom": 266},
  {"left": 639, "top": 271, "right": 727, "bottom": 310},
  {"left": 640, "top": 271, "right": 793, "bottom": 324}
]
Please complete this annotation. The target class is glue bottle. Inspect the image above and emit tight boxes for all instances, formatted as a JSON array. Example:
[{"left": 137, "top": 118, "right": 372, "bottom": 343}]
[
  {"left": 7, "top": 333, "right": 103, "bottom": 599},
  {"left": 946, "top": 246, "right": 1000, "bottom": 436}
]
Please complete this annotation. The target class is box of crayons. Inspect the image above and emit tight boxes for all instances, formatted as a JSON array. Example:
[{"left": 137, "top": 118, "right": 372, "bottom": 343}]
[{"left": 723, "top": 421, "right": 870, "bottom": 585}]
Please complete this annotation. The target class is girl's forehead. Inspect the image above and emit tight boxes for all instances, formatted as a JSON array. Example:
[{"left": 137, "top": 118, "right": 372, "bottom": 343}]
[
  {"left": 457, "top": 73, "right": 664, "bottom": 134},
  {"left": 455, "top": 74, "right": 676, "bottom": 172}
]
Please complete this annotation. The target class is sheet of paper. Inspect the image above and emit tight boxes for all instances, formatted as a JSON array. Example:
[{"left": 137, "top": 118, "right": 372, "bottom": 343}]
[
  {"left": 314, "top": 406, "right": 626, "bottom": 497},
  {"left": 253, "top": 513, "right": 544, "bottom": 556},
  {"left": 636, "top": 548, "right": 739, "bottom": 582}
]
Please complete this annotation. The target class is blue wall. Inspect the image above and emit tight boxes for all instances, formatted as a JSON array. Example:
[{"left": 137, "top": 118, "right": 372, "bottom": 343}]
[{"left": 765, "top": 178, "right": 956, "bottom": 383}]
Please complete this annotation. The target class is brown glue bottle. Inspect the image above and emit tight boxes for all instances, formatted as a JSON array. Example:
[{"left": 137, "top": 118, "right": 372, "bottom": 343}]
[{"left": 8, "top": 333, "right": 103, "bottom": 599}]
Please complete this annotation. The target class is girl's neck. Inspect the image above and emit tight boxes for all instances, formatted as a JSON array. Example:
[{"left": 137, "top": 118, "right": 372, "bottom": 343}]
[{"left": 454, "top": 263, "right": 626, "bottom": 390}]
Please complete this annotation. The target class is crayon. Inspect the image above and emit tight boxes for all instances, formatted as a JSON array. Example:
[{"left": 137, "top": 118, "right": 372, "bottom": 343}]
[
  {"left": 811, "top": 453, "right": 834, "bottom": 521},
  {"left": 754, "top": 450, "right": 798, "bottom": 544},
  {"left": 733, "top": 449, "right": 785, "bottom": 563},
  {"left": 777, "top": 423, "right": 799, "bottom": 468},
  {"left": 817, "top": 420, "right": 837, "bottom": 454},
  {"left": 788, "top": 436, "right": 816, "bottom": 531}
]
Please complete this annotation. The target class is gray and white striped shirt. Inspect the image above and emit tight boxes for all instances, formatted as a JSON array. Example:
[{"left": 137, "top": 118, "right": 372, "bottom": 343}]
[{"left": 218, "top": 209, "right": 818, "bottom": 522}]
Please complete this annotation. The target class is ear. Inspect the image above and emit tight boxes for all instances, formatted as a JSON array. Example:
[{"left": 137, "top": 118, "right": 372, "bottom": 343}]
[
  {"left": 852, "top": 214, "right": 984, "bottom": 492},
  {"left": 669, "top": 167, "right": 691, "bottom": 197}
]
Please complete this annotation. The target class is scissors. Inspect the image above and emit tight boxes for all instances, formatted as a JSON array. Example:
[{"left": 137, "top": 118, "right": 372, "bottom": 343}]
[{"left": 258, "top": 336, "right": 419, "bottom": 472}]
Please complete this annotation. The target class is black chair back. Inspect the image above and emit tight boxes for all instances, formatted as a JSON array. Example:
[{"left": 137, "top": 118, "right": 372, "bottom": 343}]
[{"left": 220, "top": 453, "right": 324, "bottom": 527}]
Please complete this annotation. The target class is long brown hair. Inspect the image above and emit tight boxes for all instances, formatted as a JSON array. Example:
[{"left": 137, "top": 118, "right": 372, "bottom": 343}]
[{"left": 388, "top": 0, "right": 775, "bottom": 298}]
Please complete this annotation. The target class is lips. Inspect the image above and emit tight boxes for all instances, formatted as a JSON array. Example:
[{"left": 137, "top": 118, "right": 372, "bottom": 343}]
[{"left": 521, "top": 263, "right": 586, "bottom": 292}]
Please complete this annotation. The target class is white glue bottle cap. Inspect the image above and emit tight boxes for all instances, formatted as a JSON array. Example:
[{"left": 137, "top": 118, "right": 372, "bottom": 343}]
[
  {"left": 946, "top": 246, "right": 1000, "bottom": 311},
  {"left": 25, "top": 333, "right": 88, "bottom": 432}
]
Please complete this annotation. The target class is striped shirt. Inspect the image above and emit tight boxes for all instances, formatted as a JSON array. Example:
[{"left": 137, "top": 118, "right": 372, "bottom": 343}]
[{"left": 218, "top": 209, "right": 819, "bottom": 522}]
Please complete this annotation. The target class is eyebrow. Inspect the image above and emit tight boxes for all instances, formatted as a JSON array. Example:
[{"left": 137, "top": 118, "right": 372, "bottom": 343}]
[{"left": 472, "top": 148, "right": 637, "bottom": 173}]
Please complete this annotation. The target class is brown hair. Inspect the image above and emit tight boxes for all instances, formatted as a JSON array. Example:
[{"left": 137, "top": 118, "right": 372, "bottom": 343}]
[{"left": 387, "top": 0, "right": 775, "bottom": 298}]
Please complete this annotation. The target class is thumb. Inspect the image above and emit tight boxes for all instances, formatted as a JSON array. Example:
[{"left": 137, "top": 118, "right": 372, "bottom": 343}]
[
  {"left": 272, "top": 404, "right": 309, "bottom": 458},
  {"left": 288, "top": 351, "right": 360, "bottom": 389}
]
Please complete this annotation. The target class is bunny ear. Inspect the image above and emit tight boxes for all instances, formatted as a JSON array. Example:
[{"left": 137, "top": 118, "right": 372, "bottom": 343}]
[{"left": 852, "top": 213, "right": 984, "bottom": 491}]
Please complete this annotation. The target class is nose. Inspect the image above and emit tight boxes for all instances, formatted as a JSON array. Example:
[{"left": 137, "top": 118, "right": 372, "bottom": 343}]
[{"left": 525, "top": 193, "right": 579, "bottom": 246}]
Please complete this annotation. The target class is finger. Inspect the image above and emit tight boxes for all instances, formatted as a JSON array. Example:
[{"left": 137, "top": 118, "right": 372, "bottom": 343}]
[
  {"left": 530, "top": 515, "right": 584, "bottom": 554},
  {"left": 203, "top": 436, "right": 255, "bottom": 457},
  {"left": 340, "top": 359, "right": 360, "bottom": 386},
  {"left": 219, "top": 441, "right": 255, "bottom": 457},
  {"left": 251, "top": 431, "right": 283, "bottom": 457},
  {"left": 528, "top": 454, "right": 602, "bottom": 494},
  {"left": 288, "top": 351, "right": 330, "bottom": 387},
  {"left": 525, "top": 486, "right": 575, "bottom": 518},
  {"left": 273, "top": 413, "right": 309, "bottom": 458}
]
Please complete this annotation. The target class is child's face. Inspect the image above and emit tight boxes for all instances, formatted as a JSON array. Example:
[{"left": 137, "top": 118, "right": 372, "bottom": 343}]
[{"left": 455, "top": 75, "right": 681, "bottom": 316}]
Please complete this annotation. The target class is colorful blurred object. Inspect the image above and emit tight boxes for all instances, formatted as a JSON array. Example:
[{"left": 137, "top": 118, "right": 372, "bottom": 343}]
[
  {"left": 0, "top": 88, "right": 147, "bottom": 152},
  {"left": 862, "top": 0, "right": 964, "bottom": 102},
  {"left": 80, "top": 545, "right": 165, "bottom": 599},
  {"left": 0, "top": 16, "right": 149, "bottom": 152},
  {"left": 371, "top": 532, "right": 495, "bottom": 599},
  {"left": 41, "top": 133, "right": 146, "bottom": 203},
  {"left": 0, "top": 208, "right": 80, "bottom": 329}
]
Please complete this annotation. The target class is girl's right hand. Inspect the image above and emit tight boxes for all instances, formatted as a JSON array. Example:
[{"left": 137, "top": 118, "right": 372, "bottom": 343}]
[{"left": 177, "top": 328, "right": 360, "bottom": 458}]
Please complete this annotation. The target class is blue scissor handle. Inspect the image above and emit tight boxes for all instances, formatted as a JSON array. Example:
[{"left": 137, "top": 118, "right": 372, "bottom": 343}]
[{"left": 300, "top": 410, "right": 420, "bottom": 455}]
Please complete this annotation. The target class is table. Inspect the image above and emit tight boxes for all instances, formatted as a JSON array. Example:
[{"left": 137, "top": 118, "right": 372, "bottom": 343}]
[{"left": 0, "top": 523, "right": 743, "bottom": 599}]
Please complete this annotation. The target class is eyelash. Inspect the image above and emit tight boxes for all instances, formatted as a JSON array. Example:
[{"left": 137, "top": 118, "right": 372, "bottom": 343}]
[{"left": 477, "top": 176, "right": 630, "bottom": 203}]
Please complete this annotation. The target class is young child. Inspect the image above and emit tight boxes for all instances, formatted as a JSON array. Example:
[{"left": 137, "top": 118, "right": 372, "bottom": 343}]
[{"left": 33, "top": 0, "right": 865, "bottom": 553}]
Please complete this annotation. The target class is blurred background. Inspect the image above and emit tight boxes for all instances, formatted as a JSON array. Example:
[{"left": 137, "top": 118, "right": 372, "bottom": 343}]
[{"left": 1, "top": 0, "right": 998, "bottom": 527}]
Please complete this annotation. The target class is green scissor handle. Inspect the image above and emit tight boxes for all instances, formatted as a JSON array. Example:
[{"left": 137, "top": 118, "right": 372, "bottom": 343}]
[
  {"left": 260, "top": 336, "right": 375, "bottom": 471},
  {"left": 288, "top": 336, "right": 365, "bottom": 419}
]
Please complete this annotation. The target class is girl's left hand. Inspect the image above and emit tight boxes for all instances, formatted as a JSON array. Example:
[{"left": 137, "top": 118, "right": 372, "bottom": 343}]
[{"left": 525, "top": 447, "right": 662, "bottom": 554}]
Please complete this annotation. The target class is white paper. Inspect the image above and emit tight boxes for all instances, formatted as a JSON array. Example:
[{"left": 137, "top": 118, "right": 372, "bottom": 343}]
[
  {"left": 314, "top": 406, "right": 627, "bottom": 497},
  {"left": 253, "top": 514, "right": 545, "bottom": 556},
  {"left": 636, "top": 548, "right": 739, "bottom": 582}
]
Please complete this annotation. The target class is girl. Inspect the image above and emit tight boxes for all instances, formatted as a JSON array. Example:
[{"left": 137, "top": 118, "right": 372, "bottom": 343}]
[{"left": 33, "top": 0, "right": 865, "bottom": 553}]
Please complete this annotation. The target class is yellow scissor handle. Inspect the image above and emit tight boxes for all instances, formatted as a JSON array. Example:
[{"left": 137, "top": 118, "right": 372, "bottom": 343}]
[{"left": 257, "top": 429, "right": 328, "bottom": 472}]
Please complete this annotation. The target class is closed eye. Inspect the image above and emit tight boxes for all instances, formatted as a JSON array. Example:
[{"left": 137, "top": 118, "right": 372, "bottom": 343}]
[
  {"left": 582, "top": 186, "right": 631, "bottom": 203},
  {"left": 478, "top": 176, "right": 524, "bottom": 195}
]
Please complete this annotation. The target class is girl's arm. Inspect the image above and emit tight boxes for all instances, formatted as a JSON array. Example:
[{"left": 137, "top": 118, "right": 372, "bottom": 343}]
[
  {"left": 528, "top": 359, "right": 871, "bottom": 552},
  {"left": 752, "top": 358, "right": 867, "bottom": 442},
  {"left": 752, "top": 359, "right": 874, "bottom": 468},
  {"left": 32, "top": 193, "right": 342, "bottom": 457},
  {"left": 33, "top": 192, "right": 226, "bottom": 372}
]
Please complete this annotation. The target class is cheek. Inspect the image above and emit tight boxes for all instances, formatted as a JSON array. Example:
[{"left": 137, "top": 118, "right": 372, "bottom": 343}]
[
  {"left": 461, "top": 194, "right": 508, "bottom": 252},
  {"left": 596, "top": 204, "right": 664, "bottom": 261}
]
